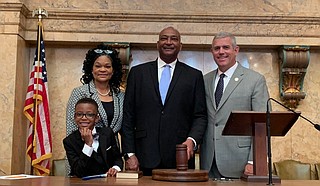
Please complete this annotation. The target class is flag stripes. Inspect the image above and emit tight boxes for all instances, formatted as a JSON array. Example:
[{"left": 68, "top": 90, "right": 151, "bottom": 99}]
[{"left": 23, "top": 21, "right": 52, "bottom": 176}]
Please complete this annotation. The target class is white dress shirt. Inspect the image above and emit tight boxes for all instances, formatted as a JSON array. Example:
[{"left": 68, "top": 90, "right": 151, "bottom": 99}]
[{"left": 82, "top": 127, "right": 121, "bottom": 171}]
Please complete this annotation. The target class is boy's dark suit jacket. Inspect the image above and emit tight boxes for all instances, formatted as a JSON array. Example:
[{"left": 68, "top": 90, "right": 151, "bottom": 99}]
[
  {"left": 63, "top": 127, "right": 123, "bottom": 177},
  {"left": 122, "top": 60, "right": 207, "bottom": 169}
]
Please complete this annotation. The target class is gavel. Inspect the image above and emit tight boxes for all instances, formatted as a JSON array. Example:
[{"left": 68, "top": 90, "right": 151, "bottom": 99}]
[{"left": 176, "top": 144, "right": 188, "bottom": 171}]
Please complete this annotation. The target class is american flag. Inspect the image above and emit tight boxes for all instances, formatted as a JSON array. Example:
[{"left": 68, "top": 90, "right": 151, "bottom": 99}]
[{"left": 23, "top": 21, "right": 52, "bottom": 176}]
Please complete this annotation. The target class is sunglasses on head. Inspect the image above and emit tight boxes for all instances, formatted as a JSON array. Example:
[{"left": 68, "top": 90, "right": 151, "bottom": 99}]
[{"left": 94, "top": 49, "right": 113, "bottom": 54}]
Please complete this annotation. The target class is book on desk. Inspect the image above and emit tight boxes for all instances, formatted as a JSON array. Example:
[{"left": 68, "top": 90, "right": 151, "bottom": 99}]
[{"left": 116, "top": 171, "right": 143, "bottom": 179}]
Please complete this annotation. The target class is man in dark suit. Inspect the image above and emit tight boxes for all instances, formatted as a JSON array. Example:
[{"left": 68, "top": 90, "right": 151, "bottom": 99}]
[
  {"left": 63, "top": 98, "right": 123, "bottom": 178},
  {"left": 121, "top": 26, "right": 207, "bottom": 175},
  {"left": 200, "top": 32, "right": 270, "bottom": 179}
]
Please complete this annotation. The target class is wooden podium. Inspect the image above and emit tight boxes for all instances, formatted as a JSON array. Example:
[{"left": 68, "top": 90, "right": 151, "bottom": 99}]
[{"left": 222, "top": 111, "right": 300, "bottom": 182}]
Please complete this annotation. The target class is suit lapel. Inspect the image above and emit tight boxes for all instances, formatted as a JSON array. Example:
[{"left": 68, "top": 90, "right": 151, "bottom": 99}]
[
  {"left": 97, "top": 128, "right": 108, "bottom": 162},
  {"left": 148, "top": 60, "right": 162, "bottom": 104},
  {"left": 88, "top": 81, "right": 108, "bottom": 125},
  {"left": 217, "top": 65, "right": 244, "bottom": 110},
  {"left": 164, "top": 61, "right": 183, "bottom": 105},
  {"left": 152, "top": 59, "right": 183, "bottom": 106},
  {"left": 206, "top": 70, "right": 218, "bottom": 110},
  {"left": 73, "top": 130, "right": 85, "bottom": 149}
]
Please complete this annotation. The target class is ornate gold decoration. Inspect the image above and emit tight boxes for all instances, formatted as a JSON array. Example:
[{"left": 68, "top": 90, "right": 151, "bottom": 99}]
[
  {"left": 32, "top": 7, "right": 48, "bottom": 20},
  {"left": 278, "top": 46, "right": 310, "bottom": 109},
  {"left": 103, "top": 42, "right": 131, "bottom": 91}
]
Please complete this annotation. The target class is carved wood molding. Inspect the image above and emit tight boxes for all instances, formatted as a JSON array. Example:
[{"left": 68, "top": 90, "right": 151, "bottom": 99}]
[
  {"left": 102, "top": 42, "right": 131, "bottom": 91},
  {"left": 278, "top": 46, "right": 310, "bottom": 109}
]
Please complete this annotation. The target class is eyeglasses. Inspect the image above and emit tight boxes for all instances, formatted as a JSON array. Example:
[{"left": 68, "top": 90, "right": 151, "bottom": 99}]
[
  {"left": 75, "top": 112, "right": 97, "bottom": 119},
  {"left": 94, "top": 49, "right": 113, "bottom": 55}
]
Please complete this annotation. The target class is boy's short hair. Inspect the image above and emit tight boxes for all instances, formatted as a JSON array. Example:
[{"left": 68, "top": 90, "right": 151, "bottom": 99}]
[{"left": 75, "top": 98, "right": 99, "bottom": 111}]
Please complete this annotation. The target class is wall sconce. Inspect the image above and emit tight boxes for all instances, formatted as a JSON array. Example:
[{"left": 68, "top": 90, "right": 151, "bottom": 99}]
[{"left": 278, "top": 45, "right": 310, "bottom": 109}]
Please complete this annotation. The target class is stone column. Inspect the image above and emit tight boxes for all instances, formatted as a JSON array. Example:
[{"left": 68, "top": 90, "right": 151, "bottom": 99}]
[{"left": 0, "top": 2, "right": 29, "bottom": 175}]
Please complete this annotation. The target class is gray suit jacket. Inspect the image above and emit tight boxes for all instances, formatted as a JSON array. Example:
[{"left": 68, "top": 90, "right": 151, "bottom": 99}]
[
  {"left": 200, "top": 64, "right": 269, "bottom": 178},
  {"left": 66, "top": 81, "right": 124, "bottom": 136}
]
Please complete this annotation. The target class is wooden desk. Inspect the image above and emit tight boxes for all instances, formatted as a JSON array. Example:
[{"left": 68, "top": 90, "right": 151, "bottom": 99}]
[{"left": 0, "top": 176, "right": 319, "bottom": 186}]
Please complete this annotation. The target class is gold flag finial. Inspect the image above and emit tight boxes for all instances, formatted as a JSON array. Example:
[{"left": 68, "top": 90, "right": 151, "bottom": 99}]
[{"left": 32, "top": 8, "right": 48, "bottom": 21}]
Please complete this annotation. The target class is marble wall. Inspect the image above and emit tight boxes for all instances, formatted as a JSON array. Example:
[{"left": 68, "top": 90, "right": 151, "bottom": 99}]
[{"left": 0, "top": 0, "right": 320, "bottom": 175}]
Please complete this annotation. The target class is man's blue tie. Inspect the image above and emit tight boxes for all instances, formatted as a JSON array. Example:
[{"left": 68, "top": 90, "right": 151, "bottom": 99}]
[
  {"left": 215, "top": 73, "right": 225, "bottom": 107},
  {"left": 159, "top": 65, "right": 171, "bottom": 104}
]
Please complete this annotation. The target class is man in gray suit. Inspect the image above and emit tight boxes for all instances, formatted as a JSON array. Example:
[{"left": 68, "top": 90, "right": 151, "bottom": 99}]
[{"left": 200, "top": 32, "right": 270, "bottom": 179}]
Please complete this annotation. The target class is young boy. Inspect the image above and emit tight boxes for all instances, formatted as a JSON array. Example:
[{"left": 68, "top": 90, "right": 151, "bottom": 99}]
[{"left": 63, "top": 97, "right": 123, "bottom": 178}]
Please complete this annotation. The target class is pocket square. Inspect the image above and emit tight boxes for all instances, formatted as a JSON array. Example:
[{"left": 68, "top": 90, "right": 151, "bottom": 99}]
[{"left": 106, "top": 146, "right": 112, "bottom": 151}]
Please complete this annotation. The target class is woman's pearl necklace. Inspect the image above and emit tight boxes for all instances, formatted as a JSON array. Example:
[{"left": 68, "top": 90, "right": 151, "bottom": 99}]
[{"left": 97, "top": 89, "right": 111, "bottom": 96}]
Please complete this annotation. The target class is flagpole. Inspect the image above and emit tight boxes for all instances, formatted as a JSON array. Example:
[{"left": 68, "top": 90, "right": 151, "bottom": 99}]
[{"left": 30, "top": 7, "right": 48, "bottom": 175}]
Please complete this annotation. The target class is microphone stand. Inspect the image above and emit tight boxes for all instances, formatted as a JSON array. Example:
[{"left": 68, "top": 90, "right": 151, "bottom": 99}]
[
  {"left": 269, "top": 98, "right": 320, "bottom": 131},
  {"left": 266, "top": 97, "right": 320, "bottom": 185},
  {"left": 266, "top": 99, "right": 273, "bottom": 185}
]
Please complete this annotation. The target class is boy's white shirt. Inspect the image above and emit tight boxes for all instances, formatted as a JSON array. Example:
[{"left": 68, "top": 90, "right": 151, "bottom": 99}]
[{"left": 81, "top": 127, "right": 121, "bottom": 171}]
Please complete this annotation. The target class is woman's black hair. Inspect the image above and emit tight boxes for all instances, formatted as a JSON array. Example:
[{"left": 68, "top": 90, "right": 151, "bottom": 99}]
[{"left": 80, "top": 43, "right": 123, "bottom": 94}]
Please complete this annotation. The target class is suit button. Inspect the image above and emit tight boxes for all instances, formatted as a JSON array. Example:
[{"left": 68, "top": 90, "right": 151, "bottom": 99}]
[
  {"left": 161, "top": 111, "right": 164, "bottom": 114},
  {"left": 215, "top": 124, "right": 218, "bottom": 127}
]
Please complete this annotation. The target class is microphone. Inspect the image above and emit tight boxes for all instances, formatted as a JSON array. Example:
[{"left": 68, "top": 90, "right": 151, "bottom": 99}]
[{"left": 268, "top": 97, "right": 320, "bottom": 131}]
